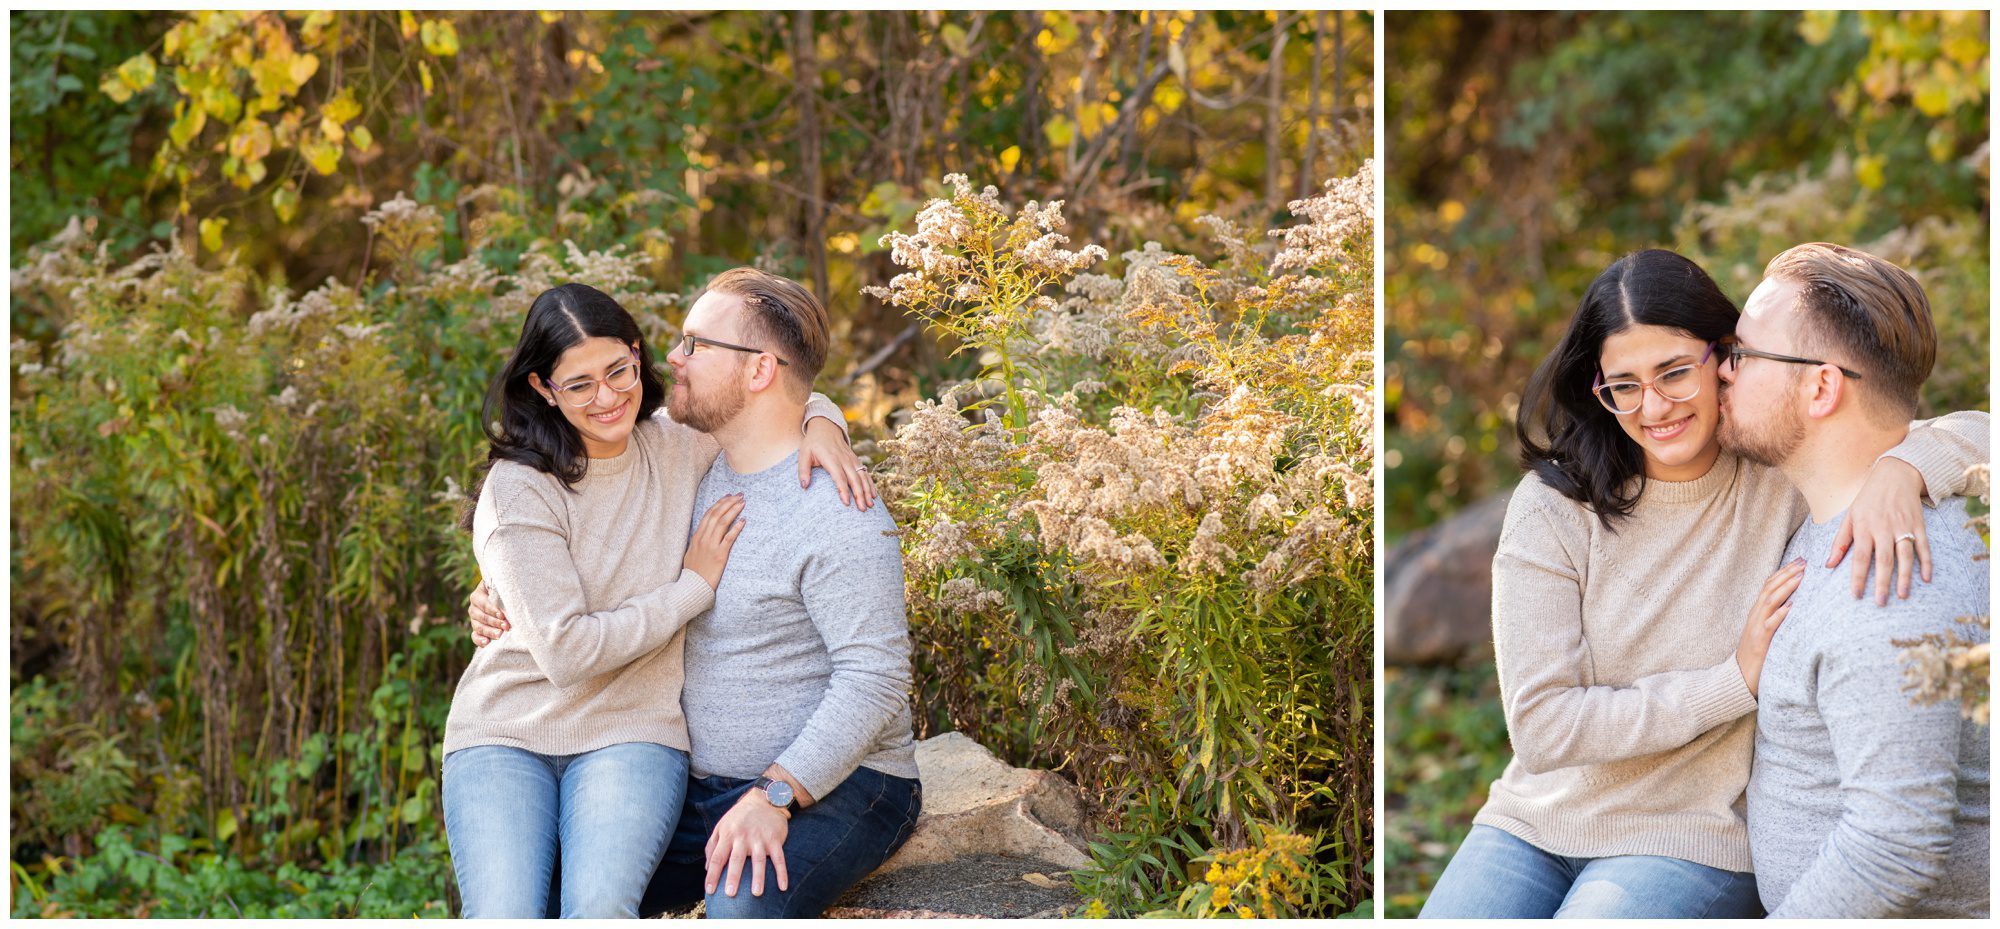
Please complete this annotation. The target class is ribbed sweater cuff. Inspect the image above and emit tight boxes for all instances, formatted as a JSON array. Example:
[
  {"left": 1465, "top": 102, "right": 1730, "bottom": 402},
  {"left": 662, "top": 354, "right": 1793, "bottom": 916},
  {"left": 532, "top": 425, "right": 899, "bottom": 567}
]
[
  {"left": 774, "top": 746, "right": 851, "bottom": 805},
  {"left": 1687, "top": 658, "right": 1759, "bottom": 731},
  {"left": 1879, "top": 444, "right": 1963, "bottom": 504},
  {"left": 660, "top": 568, "right": 717, "bottom": 620}
]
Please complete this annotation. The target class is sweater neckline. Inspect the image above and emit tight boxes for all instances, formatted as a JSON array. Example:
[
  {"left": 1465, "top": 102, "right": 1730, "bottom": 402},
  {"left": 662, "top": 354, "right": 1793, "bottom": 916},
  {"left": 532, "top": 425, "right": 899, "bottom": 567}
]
[
  {"left": 1640, "top": 452, "right": 1737, "bottom": 505},
  {"left": 581, "top": 434, "right": 640, "bottom": 478}
]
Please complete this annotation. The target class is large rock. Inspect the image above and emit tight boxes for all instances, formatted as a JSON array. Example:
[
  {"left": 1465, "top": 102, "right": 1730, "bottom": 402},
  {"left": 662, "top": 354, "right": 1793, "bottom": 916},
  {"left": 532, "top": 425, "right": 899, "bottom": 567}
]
[
  {"left": 1383, "top": 487, "right": 1514, "bottom": 666},
  {"left": 831, "top": 854, "right": 1082, "bottom": 918},
  {"left": 875, "top": 732, "right": 1093, "bottom": 873}
]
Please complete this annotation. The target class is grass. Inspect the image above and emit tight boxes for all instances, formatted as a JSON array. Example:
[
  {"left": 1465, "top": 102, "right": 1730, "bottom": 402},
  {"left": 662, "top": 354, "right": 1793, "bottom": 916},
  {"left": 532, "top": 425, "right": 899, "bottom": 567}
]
[{"left": 1381, "top": 663, "right": 1510, "bottom": 918}]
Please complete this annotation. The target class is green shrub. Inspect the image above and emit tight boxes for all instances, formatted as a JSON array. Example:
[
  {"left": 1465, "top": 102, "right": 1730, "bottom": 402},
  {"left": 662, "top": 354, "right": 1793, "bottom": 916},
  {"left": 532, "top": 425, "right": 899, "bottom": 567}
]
[{"left": 9, "top": 200, "right": 682, "bottom": 914}]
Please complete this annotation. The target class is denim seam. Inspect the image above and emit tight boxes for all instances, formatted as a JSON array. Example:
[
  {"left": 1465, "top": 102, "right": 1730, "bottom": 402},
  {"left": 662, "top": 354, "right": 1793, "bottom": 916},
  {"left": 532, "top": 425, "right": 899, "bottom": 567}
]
[
  {"left": 884, "top": 781, "right": 921, "bottom": 853},
  {"left": 1693, "top": 869, "right": 1755, "bottom": 918}
]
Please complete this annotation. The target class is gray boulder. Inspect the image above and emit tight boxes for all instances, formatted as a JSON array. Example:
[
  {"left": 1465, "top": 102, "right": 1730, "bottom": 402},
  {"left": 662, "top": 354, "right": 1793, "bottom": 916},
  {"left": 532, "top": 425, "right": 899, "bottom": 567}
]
[
  {"left": 1384, "top": 487, "right": 1514, "bottom": 666},
  {"left": 876, "top": 732, "right": 1092, "bottom": 873}
]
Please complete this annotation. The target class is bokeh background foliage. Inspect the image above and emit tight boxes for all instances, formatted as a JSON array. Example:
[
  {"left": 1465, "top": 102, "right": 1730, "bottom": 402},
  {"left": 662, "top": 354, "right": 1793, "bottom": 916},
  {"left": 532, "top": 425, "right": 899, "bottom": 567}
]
[
  {"left": 1383, "top": 11, "right": 1989, "bottom": 917},
  {"left": 10, "top": 10, "right": 1374, "bottom": 917}
]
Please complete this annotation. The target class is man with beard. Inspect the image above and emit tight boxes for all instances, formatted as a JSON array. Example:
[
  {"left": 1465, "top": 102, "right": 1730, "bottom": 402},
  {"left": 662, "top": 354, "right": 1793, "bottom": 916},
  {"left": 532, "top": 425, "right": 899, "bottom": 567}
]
[
  {"left": 1718, "top": 242, "right": 1989, "bottom": 918},
  {"left": 472, "top": 268, "right": 920, "bottom": 917}
]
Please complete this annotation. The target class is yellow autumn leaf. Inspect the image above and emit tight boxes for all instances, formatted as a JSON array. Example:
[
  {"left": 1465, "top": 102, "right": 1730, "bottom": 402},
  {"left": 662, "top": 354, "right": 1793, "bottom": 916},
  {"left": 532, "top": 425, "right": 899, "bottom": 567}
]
[
  {"left": 100, "top": 72, "right": 135, "bottom": 104},
  {"left": 323, "top": 87, "right": 361, "bottom": 125},
  {"left": 1798, "top": 10, "right": 1840, "bottom": 46},
  {"left": 421, "top": 19, "right": 460, "bottom": 57},
  {"left": 999, "top": 145, "right": 1021, "bottom": 174},
  {"left": 1855, "top": 153, "right": 1886, "bottom": 190},
  {"left": 289, "top": 53, "right": 320, "bottom": 89},
  {"left": 272, "top": 184, "right": 300, "bottom": 223},
  {"left": 298, "top": 10, "right": 335, "bottom": 44},
  {"left": 537, "top": 11, "right": 562, "bottom": 24},
  {"left": 199, "top": 217, "right": 229, "bottom": 253},
  {"left": 1044, "top": 114, "right": 1075, "bottom": 149},
  {"left": 273, "top": 108, "right": 303, "bottom": 146},
  {"left": 168, "top": 105, "right": 208, "bottom": 148},
  {"left": 228, "top": 118, "right": 274, "bottom": 162},
  {"left": 119, "top": 53, "right": 158, "bottom": 93},
  {"left": 1928, "top": 125, "right": 1956, "bottom": 163},
  {"left": 1078, "top": 101, "right": 1105, "bottom": 136},
  {"left": 419, "top": 60, "right": 434, "bottom": 96},
  {"left": 302, "top": 135, "right": 341, "bottom": 175},
  {"left": 1911, "top": 73, "right": 1951, "bottom": 118},
  {"left": 351, "top": 125, "right": 375, "bottom": 153},
  {"left": 320, "top": 114, "right": 345, "bottom": 144}
]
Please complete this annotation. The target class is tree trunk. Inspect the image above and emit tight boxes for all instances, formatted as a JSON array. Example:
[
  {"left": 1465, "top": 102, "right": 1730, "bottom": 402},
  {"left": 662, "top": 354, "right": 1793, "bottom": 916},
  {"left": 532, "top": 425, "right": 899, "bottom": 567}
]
[
  {"left": 1297, "top": 12, "right": 1324, "bottom": 200},
  {"left": 1264, "top": 20, "right": 1289, "bottom": 212},
  {"left": 793, "top": 11, "right": 828, "bottom": 301}
]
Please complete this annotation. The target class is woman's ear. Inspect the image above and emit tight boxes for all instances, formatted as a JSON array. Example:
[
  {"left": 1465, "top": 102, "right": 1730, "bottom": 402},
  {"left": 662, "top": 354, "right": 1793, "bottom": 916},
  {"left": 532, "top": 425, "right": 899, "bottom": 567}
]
[{"left": 527, "top": 372, "right": 557, "bottom": 407}]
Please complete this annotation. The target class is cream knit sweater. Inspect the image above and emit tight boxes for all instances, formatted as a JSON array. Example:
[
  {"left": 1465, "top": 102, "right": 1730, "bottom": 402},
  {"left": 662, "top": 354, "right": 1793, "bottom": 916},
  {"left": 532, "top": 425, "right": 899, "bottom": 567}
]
[
  {"left": 1473, "top": 413, "right": 1987, "bottom": 871},
  {"left": 442, "top": 398, "right": 843, "bottom": 758}
]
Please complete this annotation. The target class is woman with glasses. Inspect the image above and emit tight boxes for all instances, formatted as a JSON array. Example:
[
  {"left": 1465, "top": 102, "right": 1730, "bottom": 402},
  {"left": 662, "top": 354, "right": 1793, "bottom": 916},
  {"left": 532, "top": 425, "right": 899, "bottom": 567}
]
[
  {"left": 1419, "top": 249, "right": 1986, "bottom": 918},
  {"left": 439, "top": 283, "right": 874, "bottom": 917}
]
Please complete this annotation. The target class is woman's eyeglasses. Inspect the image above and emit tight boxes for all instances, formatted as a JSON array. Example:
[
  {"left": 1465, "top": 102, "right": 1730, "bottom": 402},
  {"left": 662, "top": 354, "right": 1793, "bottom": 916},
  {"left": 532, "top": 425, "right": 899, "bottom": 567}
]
[
  {"left": 551, "top": 350, "right": 642, "bottom": 408},
  {"left": 1592, "top": 342, "right": 1715, "bottom": 415},
  {"left": 677, "top": 334, "right": 789, "bottom": 366}
]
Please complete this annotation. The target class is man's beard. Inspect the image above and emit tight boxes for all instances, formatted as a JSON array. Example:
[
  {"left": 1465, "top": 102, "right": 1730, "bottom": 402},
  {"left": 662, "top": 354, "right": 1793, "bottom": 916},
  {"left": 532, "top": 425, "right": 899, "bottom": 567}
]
[
  {"left": 1718, "top": 387, "right": 1805, "bottom": 468},
  {"left": 669, "top": 379, "right": 746, "bottom": 433}
]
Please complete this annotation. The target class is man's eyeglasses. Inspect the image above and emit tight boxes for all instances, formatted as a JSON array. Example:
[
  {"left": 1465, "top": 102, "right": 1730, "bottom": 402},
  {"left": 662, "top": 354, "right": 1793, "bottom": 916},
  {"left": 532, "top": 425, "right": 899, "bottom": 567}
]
[
  {"left": 677, "top": 334, "right": 789, "bottom": 366},
  {"left": 1724, "top": 344, "right": 1864, "bottom": 381},
  {"left": 550, "top": 349, "right": 642, "bottom": 408},
  {"left": 1592, "top": 342, "right": 1714, "bottom": 415}
]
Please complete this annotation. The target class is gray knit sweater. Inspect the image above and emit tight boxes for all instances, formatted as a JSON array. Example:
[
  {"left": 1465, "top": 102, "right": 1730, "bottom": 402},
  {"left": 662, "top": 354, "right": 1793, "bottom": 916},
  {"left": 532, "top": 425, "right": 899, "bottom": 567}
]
[
  {"left": 1749, "top": 495, "right": 1990, "bottom": 918},
  {"left": 680, "top": 448, "right": 917, "bottom": 801}
]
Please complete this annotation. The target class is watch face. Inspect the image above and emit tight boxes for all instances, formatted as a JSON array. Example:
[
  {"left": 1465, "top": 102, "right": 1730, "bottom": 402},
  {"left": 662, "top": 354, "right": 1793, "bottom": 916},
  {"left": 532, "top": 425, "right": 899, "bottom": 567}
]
[{"left": 766, "top": 779, "right": 794, "bottom": 807}]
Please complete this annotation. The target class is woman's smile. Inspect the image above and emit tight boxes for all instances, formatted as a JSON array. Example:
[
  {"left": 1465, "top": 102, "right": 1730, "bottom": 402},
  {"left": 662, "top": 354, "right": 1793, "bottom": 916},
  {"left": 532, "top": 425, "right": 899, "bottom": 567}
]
[
  {"left": 1642, "top": 414, "right": 1693, "bottom": 442},
  {"left": 587, "top": 399, "right": 629, "bottom": 425}
]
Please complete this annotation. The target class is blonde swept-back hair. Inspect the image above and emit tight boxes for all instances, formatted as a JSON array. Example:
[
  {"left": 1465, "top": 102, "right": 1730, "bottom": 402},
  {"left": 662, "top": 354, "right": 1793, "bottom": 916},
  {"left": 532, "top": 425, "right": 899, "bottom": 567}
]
[
  {"left": 1763, "top": 242, "right": 1935, "bottom": 422},
  {"left": 699, "top": 267, "right": 830, "bottom": 398}
]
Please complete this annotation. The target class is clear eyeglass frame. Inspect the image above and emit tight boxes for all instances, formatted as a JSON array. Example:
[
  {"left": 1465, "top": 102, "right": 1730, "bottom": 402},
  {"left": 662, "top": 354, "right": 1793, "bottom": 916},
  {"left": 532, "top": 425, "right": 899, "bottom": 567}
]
[
  {"left": 1591, "top": 342, "right": 1715, "bottom": 415},
  {"left": 552, "top": 349, "right": 642, "bottom": 408}
]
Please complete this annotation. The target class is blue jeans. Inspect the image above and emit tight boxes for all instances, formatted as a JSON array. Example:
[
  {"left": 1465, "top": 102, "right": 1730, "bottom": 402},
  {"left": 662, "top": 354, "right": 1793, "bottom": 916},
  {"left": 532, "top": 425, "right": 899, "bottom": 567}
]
[
  {"left": 639, "top": 765, "right": 922, "bottom": 918},
  {"left": 1420, "top": 825, "right": 1764, "bottom": 918},
  {"left": 442, "top": 742, "right": 689, "bottom": 918}
]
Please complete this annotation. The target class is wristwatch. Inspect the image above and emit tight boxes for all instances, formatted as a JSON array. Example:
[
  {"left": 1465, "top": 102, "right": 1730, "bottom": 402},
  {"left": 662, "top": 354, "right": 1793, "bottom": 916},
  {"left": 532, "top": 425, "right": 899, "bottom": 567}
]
[{"left": 752, "top": 775, "right": 798, "bottom": 814}]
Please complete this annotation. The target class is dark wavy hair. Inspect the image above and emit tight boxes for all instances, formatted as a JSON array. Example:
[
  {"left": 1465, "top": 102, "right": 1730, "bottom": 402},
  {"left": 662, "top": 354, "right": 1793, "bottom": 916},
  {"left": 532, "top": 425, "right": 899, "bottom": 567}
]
[
  {"left": 461, "top": 284, "right": 666, "bottom": 528},
  {"left": 1515, "top": 249, "right": 1740, "bottom": 526}
]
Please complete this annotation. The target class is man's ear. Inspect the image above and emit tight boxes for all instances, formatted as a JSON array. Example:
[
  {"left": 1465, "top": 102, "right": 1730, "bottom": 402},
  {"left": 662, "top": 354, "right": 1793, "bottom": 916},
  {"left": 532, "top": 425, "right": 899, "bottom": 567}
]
[
  {"left": 743, "top": 354, "right": 783, "bottom": 395},
  {"left": 1804, "top": 364, "right": 1846, "bottom": 420}
]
